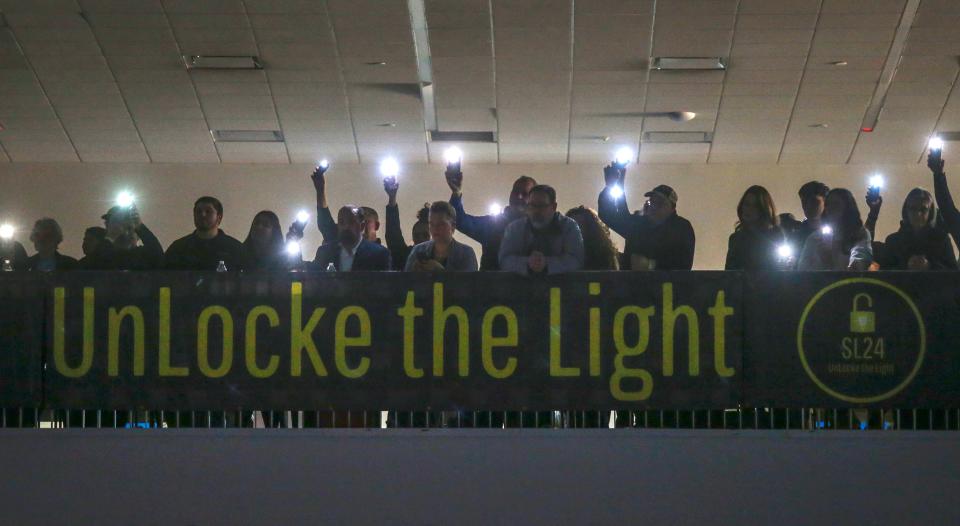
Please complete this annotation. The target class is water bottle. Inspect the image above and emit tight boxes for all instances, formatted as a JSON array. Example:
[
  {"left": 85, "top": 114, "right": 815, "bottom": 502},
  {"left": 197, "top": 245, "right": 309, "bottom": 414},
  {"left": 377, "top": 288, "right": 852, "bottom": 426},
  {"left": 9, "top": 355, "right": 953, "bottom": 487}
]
[
  {"left": 325, "top": 262, "right": 336, "bottom": 272},
  {"left": 1, "top": 259, "right": 11, "bottom": 272},
  {"left": 216, "top": 260, "right": 227, "bottom": 272}
]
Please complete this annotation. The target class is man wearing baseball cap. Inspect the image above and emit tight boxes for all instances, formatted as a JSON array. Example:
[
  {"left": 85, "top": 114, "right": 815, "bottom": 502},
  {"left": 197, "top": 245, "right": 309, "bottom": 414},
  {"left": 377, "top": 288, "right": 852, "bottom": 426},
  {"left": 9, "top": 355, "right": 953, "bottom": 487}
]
[
  {"left": 80, "top": 204, "right": 163, "bottom": 270},
  {"left": 597, "top": 163, "right": 695, "bottom": 270}
]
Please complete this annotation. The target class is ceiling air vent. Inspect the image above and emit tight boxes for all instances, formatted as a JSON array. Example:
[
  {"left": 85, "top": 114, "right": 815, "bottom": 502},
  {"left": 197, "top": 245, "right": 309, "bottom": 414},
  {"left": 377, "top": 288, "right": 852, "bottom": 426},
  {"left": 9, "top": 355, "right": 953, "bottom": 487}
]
[
  {"left": 429, "top": 131, "right": 497, "bottom": 143},
  {"left": 184, "top": 55, "right": 263, "bottom": 70},
  {"left": 211, "top": 130, "right": 284, "bottom": 143},
  {"left": 643, "top": 131, "right": 713, "bottom": 144},
  {"left": 652, "top": 57, "right": 726, "bottom": 71}
]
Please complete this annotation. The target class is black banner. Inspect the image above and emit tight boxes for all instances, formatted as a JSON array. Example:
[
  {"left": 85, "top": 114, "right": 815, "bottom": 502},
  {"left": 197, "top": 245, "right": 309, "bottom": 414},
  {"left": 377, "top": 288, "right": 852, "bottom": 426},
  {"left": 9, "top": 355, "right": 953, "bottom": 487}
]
[
  {"left": 744, "top": 272, "right": 960, "bottom": 407},
  {"left": 44, "top": 272, "right": 741, "bottom": 410},
  {"left": 0, "top": 275, "right": 42, "bottom": 406},
  {"left": 0, "top": 271, "right": 950, "bottom": 410}
]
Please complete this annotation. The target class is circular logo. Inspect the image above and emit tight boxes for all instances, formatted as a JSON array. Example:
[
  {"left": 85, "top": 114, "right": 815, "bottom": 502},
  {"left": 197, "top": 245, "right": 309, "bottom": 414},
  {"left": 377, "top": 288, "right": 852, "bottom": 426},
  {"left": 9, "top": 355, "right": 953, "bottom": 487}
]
[{"left": 796, "top": 278, "right": 925, "bottom": 404}]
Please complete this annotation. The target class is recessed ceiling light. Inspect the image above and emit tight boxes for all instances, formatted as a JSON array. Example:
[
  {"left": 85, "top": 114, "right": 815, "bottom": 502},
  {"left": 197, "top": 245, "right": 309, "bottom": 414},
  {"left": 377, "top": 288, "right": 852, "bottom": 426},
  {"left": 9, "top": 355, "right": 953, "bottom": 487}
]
[
  {"left": 183, "top": 55, "right": 263, "bottom": 70},
  {"left": 211, "top": 130, "right": 284, "bottom": 142},
  {"left": 652, "top": 57, "right": 726, "bottom": 70},
  {"left": 808, "top": 123, "right": 829, "bottom": 128},
  {"left": 377, "top": 122, "right": 397, "bottom": 127},
  {"left": 365, "top": 61, "right": 388, "bottom": 66},
  {"left": 828, "top": 60, "right": 848, "bottom": 66},
  {"left": 600, "top": 136, "right": 611, "bottom": 143}
]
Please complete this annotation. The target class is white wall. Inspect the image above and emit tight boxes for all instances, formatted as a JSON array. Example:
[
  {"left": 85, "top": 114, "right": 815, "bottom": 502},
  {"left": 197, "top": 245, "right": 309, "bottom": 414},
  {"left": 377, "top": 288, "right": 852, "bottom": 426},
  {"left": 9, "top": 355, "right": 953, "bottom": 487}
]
[{"left": 0, "top": 161, "right": 946, "bottom": 269}]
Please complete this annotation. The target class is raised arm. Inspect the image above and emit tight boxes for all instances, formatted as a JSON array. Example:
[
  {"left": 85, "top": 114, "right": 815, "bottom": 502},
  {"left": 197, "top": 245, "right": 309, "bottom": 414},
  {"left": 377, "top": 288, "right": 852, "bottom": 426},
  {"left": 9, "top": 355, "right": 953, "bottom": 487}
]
[
  {"left": 597, "top": 164, "right": 634, "bottom": 239},
  {"left": 383, "top": 176, "right": 407, "bottom": 253},
  {"left": 930, "top": 152, "right": 960, "bottom": 246},
  {"left": 311, "top": 165, "right": 338, "bottom": 244}
]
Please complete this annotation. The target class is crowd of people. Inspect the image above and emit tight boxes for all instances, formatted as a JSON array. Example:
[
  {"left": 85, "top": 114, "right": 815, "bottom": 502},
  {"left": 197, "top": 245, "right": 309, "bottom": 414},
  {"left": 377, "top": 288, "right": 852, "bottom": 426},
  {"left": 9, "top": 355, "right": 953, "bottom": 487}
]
[{"left": 1, "top": 149, "right": 958, "bottom": 274}]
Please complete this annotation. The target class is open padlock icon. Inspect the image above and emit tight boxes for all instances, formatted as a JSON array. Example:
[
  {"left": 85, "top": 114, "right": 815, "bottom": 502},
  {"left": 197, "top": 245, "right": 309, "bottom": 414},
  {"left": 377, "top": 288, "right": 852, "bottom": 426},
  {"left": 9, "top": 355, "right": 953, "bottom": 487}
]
[{"left": 850, "top": 293, "right": 875, "bottom": 334}]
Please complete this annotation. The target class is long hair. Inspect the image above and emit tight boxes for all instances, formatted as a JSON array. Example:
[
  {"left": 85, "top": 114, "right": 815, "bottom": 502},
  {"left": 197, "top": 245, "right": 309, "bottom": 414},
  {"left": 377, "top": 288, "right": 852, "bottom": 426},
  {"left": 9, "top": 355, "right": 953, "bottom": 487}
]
[
  {"left": 825, "top": 188, "right": 865, "bottom": 252},
  {"left": 735, "top": 185, "right": 778, "bottom": 231},
  {"left": 900, "top": 187, "right": 938, "bottom": 230},
  {"left": 566, "top": 206, "right": 619, "bottom": 270},
  {"left": 243, "top": 210, "right": 284, "bottom": 257}
]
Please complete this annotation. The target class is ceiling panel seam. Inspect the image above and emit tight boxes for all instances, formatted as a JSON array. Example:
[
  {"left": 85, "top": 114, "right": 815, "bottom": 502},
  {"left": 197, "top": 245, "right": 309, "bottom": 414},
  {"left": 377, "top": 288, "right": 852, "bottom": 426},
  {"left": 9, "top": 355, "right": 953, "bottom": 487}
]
[
  {"left": 636, "top": 0, "right": 659, "bottom": 161},
  {"left": 488, "top": 0, "right": 500, "bottom": 163},
  {"left": 321, "top": 0, "right": 362, "bottom": 164},
  {"left": 706, "top": 0, "right": 741, "bottom": 164},
  {"left": 240, "top": 0, "right": 292, "bottom": 163},
  {"left": 564, "top": 0, "right": 575, "bottom": 164},
  {"left": 159, "top": 0, "right": 222, "bottom": 162},
  {"left": 917, "top": 66, "right": 960, "bottom": 164},
  {"left": 775, "top": 0, "right": 825, "bottom": 164},
  {"left": 78, "top": 11, "right": 152, "bottom": 162},
  {"left": 1, "top": 11, "right": 82, "bottom": 161},
  {"left": 846, "top": 0, "right": 921, "bottom": 164}
]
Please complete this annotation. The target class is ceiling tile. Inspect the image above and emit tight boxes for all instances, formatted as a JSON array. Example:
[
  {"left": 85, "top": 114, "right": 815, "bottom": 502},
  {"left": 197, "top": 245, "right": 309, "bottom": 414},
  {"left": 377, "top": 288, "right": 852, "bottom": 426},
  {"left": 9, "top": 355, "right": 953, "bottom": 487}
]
[{"left": 74, "top": 140, "right": 150, "bottom": 162}]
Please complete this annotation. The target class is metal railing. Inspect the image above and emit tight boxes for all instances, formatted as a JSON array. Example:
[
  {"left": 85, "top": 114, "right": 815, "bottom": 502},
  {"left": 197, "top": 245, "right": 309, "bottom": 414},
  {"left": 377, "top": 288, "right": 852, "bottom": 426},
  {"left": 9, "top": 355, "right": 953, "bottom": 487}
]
[{"left": 5, "top": 407, "right": 958, "bottom": 431}]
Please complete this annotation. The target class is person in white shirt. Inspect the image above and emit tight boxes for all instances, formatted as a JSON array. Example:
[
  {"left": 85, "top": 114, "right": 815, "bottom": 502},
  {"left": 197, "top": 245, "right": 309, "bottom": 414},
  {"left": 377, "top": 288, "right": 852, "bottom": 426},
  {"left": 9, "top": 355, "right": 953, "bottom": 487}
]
[{"left": 798, "top": 188, "right": 872, "bottom": 271}]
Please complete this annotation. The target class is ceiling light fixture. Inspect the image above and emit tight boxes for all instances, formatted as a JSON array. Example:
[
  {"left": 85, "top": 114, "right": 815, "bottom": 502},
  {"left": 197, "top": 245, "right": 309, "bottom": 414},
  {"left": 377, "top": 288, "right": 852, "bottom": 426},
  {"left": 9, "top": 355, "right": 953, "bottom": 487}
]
[
  {"left": 377, "top": 123, "right": 397, "bottom": 127},
  {"left": 828, "top": 60, "right": 848, "bottom": 66},
  {"left": 643, "top": 131, "right": 714, "bottom": 144},
  {"left": 365, "top": 61, "right": 388, "bottom": 66},
  {"left": 429, "top": 131, "right": 497, "bottom": 143},
  {"left": 183, "top": 55, "right": 263, "bottom": 70},
  {"left": 211, "top": 130, "right": 284, "bottom": 142},
  {"left": 652, "top": 57, "right": 726, "bottom": 71}
]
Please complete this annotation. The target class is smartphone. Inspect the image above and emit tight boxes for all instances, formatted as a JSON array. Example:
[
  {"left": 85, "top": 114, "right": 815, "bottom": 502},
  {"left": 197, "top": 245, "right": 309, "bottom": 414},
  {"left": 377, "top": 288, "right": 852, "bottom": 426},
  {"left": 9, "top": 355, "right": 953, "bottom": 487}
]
[{"left": 867, "top": 185, "right": 881, "bottom": 201}]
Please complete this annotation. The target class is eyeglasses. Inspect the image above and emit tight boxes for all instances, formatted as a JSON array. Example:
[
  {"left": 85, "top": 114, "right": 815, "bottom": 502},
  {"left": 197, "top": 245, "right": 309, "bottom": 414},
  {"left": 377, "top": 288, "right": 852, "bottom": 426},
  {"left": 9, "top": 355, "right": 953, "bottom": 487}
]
[{"left": 528, "top": 202, "right": 553, "bottom": 210}]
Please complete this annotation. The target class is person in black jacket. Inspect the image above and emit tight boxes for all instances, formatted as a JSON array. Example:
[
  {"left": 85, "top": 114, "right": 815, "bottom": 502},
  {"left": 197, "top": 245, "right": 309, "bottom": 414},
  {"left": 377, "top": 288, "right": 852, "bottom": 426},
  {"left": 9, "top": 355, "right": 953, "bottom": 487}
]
[
  {"left": 313, "top": 206, "right": 391, "bottom": 271},
  {"left": 82, "top": 205, "right": 164, "bottom": 270},
  {"left": 446, "top": 164, "right": 537, "bottom": 271},
  {"left": 725, "top": 186, "right": 789, "bottom": 271},
  {"left": 310, "top": 164, "right": 381, "bottom": 245},
  {"left": 928, "top": 149, "right": 960, "bottom": 248},
  {"left": 781, "top": 180, "right": 829, "bottom": 252},
  {"left": 26, "top": 218, "right": 77, "bottom": 271},
  {"left": 383, "top": 175, "right": 430, "bottom": 270},
  {"left": 877, "top": 188, "right": 957, "bottom": 271},
  {"left": 164, "top": 196, "right": 244, "bottom": 271},
  {"left": 241, "top": 211, "right": 300, "bottom": 271},
  {"left": 597, "top": 164, "right": 695, "bottom": 270}
]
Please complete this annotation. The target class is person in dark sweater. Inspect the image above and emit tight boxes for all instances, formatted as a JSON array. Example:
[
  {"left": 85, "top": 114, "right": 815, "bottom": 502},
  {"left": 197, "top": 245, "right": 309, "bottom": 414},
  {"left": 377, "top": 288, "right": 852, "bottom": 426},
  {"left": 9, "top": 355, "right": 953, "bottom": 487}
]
[
  {"left": 26, "top": 218, "right": 77, "bottom": 271},
  {"left": 383, "top": 175, "right": 430, "bottom": 270},
  {"left": 597, "top": 164, "right": 695, "bottom": 270},
  {"left": 446, "top": 163, "right": 537, "bottom": 271},
  {"left": 928, "top": 150, "right": 960, "bottom": 248},
  {"left": 82, "top": 205, "right": 164, "bottom": 270},
  {"left": 164, "top": 196, "right": 243, "bottom": 271},
  {"left": 780, "top": 180, "right": 830, "bottom": 254},
  {"left": 241, "top": 210, "right": 300, "bottom": 271},
  {"left": 877, "top": 188, "right": 957, "bottom": 271},
  {"left": 725, "top": 186, "right": 789, "bottom": 271}
]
